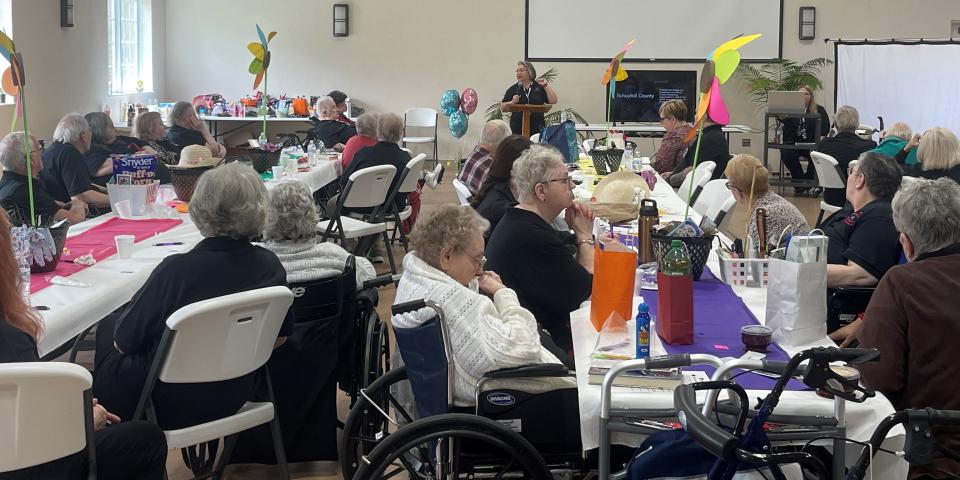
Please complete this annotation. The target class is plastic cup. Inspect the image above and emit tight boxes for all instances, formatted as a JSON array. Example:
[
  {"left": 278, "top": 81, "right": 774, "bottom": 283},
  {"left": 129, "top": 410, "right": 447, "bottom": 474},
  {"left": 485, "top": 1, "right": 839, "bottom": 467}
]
[
  {"left": 113, "top": 200, "right": 132, "bottom": 218},
  {"left": 115, "top": 235, "right": 135, "bottom": 259},
  {"left": 271, "top": 166, "right": 284, "bottom": 180}
]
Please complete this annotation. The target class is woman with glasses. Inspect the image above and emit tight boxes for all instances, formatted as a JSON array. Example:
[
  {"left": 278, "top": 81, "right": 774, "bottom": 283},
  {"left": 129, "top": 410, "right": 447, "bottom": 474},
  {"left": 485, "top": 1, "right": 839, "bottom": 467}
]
[
  {"left": 392, "top": 205, "right": 572, "bottom": 406},
  {"left": 724, "top": 154, "right": 809, "bottom": 246},
  {"left": 485, "top": 145, "right": 594, "bottom": 354},
  {"left": 652, "top": 99, "right": 693, "bottom": 175}
]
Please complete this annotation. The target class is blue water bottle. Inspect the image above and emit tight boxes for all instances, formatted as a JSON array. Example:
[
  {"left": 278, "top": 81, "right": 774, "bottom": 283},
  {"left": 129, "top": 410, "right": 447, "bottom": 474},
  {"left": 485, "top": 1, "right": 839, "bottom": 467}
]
[{"left": 636, "top": 303, "right": 651, "bottom": 359}]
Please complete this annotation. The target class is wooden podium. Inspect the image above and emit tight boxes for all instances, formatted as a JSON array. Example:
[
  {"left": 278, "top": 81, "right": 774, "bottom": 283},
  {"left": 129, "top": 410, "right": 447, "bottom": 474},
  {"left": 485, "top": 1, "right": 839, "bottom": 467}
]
[{"left": 502, "top": 103, "right": 552, "bottom": 138}]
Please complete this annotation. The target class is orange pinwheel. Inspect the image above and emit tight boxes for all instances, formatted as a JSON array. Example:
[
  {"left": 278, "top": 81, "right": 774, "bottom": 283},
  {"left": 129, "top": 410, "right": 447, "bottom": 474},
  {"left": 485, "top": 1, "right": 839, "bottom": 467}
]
[
  {"left": 248, "top": 24, "right": 276, "bottom": 91},
  {"left": 601, "top": 39, "right": 635, "bottom": 86}
]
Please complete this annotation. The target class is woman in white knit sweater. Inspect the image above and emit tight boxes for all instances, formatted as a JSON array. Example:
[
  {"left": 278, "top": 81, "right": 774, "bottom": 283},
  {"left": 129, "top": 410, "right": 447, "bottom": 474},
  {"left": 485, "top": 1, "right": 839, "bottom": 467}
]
[
  {"left": 393, "top": 205, "right": 572, "bottom": 406},
  {"left": 262, "top": 180, "right": 377, "bottom": 286}
]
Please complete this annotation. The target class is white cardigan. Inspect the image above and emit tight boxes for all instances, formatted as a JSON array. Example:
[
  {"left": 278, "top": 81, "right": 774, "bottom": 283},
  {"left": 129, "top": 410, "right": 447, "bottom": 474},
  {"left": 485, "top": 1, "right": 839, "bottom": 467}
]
[
  {"left": 393, "top": 252, "right": 566, "bottom": 406},
  {"left": 261, "top": 240, "right": 377, "bottom": 287}
]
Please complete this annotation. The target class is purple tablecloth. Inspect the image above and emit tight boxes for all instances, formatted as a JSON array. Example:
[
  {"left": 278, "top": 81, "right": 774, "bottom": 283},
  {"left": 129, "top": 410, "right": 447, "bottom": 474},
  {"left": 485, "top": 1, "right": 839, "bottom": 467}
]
[{"left": 641, "top": 267, "right": 808, "bottom": 391}]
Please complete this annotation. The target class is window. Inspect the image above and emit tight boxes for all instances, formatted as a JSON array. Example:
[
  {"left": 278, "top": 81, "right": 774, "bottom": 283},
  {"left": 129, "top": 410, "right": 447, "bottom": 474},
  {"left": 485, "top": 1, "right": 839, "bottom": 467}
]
[{"left": 107, "top": 0, "right": 152, "bottom": 95}]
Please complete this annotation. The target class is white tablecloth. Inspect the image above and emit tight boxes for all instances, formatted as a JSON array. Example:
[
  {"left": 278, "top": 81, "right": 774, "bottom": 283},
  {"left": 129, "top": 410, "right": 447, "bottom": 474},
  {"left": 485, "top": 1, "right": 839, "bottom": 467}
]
[
  {"left": 265, "top": 158, "right": 341, "bottom": 193},
  {"left": 31, "top": 213, "right": 203, "bottom": 357},
  {"left": 571, "top": 172, "right": 907, "bottom": 478}
]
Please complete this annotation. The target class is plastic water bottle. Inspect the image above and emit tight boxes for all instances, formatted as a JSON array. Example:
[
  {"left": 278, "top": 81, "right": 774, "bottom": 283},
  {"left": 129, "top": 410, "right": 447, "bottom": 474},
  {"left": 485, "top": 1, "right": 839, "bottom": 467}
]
[
  {"left": 307, "top": 142, "right": 317, "bottom": 164},
  {"left": 636, "top": 303, "right": 651, "bottom": 359},
  {"left": 662, "top": 239, "right": 692, "bottom": 276},
  {"left": 317, "top": 140, "right": 326, "bottom": 153}
]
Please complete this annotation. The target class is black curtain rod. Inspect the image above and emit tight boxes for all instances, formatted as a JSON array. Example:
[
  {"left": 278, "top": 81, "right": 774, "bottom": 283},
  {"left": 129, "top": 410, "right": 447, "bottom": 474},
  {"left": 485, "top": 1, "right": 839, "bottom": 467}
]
[{"left": 824, "top": 37, "right": 960, "bottom": 44}]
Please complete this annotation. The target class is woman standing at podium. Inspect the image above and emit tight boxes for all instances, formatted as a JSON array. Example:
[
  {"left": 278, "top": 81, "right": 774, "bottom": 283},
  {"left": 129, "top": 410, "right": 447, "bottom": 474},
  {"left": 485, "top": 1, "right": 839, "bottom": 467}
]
[{"left": 501, "top": 60, "right": 558, "bottom": 136}]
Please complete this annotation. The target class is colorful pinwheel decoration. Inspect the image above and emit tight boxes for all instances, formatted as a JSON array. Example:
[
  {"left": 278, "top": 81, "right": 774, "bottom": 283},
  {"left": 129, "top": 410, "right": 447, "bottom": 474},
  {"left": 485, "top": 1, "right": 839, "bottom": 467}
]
[
  {"left": 601, "top": 39, "right": 636, "bottom": 129},
  {"left": 248, "top": 24, "right": 276, "bottom": 141},
  {"left": 682, "top": 34, "right": 761, "bottom": 218},
  {"left": 0, "top": 30, "right": 36, "bottom": 225}
]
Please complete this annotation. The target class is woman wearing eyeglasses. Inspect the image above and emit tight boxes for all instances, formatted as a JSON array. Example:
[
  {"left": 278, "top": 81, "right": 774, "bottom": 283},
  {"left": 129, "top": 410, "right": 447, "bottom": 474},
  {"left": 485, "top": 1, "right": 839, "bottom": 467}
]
[
  {"left": 724, "top": 154, "right": 809, "bottom": 246},
  {"left": 392, "top": 205, "right": 571, "bottom": 406},
  {"left": 652, "top": 100, "right": 693, "bottom": 175},
  {"left": 484, "top": 145, "right": 594, "bottom": 354}
]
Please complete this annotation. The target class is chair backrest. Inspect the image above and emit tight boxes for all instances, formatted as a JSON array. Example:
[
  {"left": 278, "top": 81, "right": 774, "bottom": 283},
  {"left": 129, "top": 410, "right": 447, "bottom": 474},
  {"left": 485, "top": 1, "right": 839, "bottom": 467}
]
[
  {"left": 397, "top": 154, "right": 428, "bottom": 195},
  {"left": 695, "top": 160, "right": 717, "bottom": 177},
  {"left": 393, "top": 309, "right": 453, "bottom": 419},
  {"left": 530, "top": 133, "right": 540, "bottom": 143},
  {"left": 404, "top": 108, "right": 438, "bottom": 128},
  {"left": 0, "top": 362, "right": 93, "bottom": 472},
  {"left": 583, "top": 138, "right": 596, "bottom": 152},
  {"left": 451, "top": 178, "right": 472, "bottom": 206},
  {"left": 678, "top": 167, "right": 711, "bottom": 205},
  {"left": 692, "top": 179, "right": 729, "bottom": 216},
  {"left": 158, "top": 286, "right": 295, "bottom": 383},
  {"left": 711, "top": 195, "right": 738, "bottom": 233},
  {"left": 810, "top": 151, "right": 846, "bottom": 189},
  {"left": 289, "top": 256, "right": 358, "bottom": 325},
  {"left": 342, "top": 165, "right": 397, "bottom": 209}
]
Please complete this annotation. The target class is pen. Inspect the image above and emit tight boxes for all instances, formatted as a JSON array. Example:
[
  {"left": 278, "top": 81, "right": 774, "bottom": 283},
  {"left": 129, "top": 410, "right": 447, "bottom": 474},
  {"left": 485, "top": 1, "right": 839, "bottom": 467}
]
[{"left": 154, "top": 242, "right": 184, "bottom": 246}]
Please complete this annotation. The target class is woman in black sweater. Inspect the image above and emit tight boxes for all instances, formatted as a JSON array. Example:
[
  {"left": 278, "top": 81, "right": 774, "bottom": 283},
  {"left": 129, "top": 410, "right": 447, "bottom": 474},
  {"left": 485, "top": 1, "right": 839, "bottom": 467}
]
[{"left": 471, "top": 135, "right": 533, "bottom": 237}]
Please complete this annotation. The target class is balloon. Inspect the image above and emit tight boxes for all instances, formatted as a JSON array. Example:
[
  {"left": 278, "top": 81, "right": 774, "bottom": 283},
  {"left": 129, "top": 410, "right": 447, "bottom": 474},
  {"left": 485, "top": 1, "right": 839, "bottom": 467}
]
[
  {"left": 460, "top": 88, "right": 478, "bottom": 115},
  {"left": 449, "top": 110, "right": 468, "bottom": 138},
  {"left": 439, "top": 89, "right": 461, "bottom": 117}
]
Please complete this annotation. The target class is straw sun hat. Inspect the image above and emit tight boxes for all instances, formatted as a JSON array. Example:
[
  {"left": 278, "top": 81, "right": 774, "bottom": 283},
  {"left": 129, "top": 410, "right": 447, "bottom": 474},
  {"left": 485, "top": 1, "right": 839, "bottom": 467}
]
[{"left": 175, "top": 144, "right": 221, "bottom": 168}]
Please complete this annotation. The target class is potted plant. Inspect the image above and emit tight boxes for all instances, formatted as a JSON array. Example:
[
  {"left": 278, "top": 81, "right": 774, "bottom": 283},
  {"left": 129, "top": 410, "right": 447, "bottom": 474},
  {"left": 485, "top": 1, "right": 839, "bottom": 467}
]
[{"left": 735, "top": 57, "right": 832, "bottom": 107}]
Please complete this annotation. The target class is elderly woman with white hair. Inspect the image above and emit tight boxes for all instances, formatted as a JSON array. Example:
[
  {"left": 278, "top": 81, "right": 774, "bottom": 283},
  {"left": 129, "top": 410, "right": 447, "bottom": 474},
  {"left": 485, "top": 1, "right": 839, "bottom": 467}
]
[
  {"left": 338, "top": 113, "right": 412, "bottom": 215},
  {"left": 40, "top": 113, "right": 111, "bottom": 209},
  {"left": 814, "top": 105, "right": 877, "bottom": 206},
  {"left": 0, "top": 131, "right": 88, "bottom": 224},
  {"left": 873, "top": 121, "right": 919, "bottom": 166},
  {"left": 485, "top": 144, "right": 594, "bottom": 353},
  {"left": 312, "top": 96, "right": 356, "bottom": 152},
  {"left": 166, "top": 100, "right": 226, "bottom": 158},
  {"left": 393, "top": 205, "right": 572, "bottom": 406},
  {"left": 92, "top": 163, "right": 294, "bottom": 429},
  {"left": 834, "top": 178, "right": 960, "bottom": 478},
  {"left": 340, "top": 112, "right": 378, "bottom": 169},
  {"left": 905, "top": 127, "right": 960, "bottom": 183},
  {"left": 263, "top": 180, "right": 376, "bottom": 285}
]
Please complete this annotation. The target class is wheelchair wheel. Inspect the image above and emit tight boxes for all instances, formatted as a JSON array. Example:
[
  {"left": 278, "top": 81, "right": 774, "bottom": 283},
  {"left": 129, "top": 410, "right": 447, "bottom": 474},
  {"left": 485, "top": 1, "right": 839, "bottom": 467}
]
[
  {"left": 362, "top": 310, "right": 390, "bottom": 389},
  {"left": 340, "top": 367, "right": 414, "bottom": 479},
  {"left": 354, "top": 413, "right": 553, "bottom": 480}
]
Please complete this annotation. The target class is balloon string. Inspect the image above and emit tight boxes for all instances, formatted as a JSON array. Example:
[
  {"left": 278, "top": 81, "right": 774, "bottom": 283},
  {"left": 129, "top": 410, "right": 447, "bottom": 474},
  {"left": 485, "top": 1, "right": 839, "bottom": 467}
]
[{"left": 683, "top": 120, "right": 705, "bottom": 220}]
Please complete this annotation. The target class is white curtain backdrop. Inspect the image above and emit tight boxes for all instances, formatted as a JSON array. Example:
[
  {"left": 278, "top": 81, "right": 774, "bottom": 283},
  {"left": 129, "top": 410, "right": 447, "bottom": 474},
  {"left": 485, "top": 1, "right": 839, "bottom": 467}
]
[{"left": 837, "top": 43, "right": 960, "bottom": 135}]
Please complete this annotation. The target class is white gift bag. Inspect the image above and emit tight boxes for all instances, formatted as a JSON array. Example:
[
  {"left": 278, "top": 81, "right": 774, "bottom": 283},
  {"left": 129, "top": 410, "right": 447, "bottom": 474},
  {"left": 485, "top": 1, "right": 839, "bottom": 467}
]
[{"left": 765, "top": 242, "right": 828, "bottom": 346}]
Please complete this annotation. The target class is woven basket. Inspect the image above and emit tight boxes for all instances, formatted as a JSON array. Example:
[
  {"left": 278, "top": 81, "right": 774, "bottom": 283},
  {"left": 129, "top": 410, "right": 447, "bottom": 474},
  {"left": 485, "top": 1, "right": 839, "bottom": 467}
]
[
  {"left": 30, "top": 223, "right": 70, "bottom": 273},
  {"left": 248, "top": 148, "right": 282, "bottom": 174},
  {"left": 169, "top": 165, "right": 216, "bottom": 202},
  {"left": 589, "top": 148, "right": 623, "bottom": 175},
  {"left": 650, "top": 233, "right": 716, "bottom": 281}
]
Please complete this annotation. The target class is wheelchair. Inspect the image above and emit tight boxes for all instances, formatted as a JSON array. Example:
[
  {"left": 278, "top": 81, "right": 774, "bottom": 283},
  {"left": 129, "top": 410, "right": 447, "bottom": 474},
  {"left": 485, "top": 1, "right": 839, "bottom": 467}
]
[{"left": 341, "top": 299, "right": 584, "bottom": 480}]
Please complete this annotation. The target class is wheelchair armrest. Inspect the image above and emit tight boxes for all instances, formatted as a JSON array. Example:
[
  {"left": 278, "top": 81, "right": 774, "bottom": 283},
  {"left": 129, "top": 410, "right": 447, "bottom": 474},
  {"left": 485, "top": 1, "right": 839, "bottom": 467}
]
[
  {"left": 362, "top": 274, "right": 398, "bottom": 290},
  {"left": 483, "top": 363, "right": 570, "bottom": 379}
]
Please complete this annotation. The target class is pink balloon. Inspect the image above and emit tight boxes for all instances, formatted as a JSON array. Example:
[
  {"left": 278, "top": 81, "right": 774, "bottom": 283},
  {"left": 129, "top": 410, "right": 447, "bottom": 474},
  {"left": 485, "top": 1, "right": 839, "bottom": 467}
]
[{"left": 460, "top": 88, "right": 478, "bottom": 115}]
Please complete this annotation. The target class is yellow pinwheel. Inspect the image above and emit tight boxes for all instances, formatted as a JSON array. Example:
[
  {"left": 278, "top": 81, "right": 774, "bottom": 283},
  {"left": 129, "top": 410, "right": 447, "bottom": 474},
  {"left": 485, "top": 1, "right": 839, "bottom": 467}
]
[{"left": 248, "top": 24, "right": 276, "bottom": 91}]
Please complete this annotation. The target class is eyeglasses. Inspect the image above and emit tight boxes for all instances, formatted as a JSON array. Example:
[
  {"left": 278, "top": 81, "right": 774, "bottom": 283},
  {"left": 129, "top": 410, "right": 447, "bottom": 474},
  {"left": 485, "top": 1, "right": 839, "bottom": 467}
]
[
  {"left": 544, "top": 176, "right": 574, "bottom": 186},
  {"left": 724, "top": 181, "right": 737, "bottom": 191},
  {"left": 471, "top": 254, "right": 486, "bottom": 271},
  {"left": 659, "top": 116, "right": 671, "bottom": 122}
]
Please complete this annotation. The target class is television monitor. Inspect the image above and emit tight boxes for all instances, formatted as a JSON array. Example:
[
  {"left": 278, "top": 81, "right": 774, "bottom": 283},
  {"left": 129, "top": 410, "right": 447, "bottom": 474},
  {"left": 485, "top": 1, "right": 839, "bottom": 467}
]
[{"left": 606, "top": 70, "right": 697, "bottom": 123}]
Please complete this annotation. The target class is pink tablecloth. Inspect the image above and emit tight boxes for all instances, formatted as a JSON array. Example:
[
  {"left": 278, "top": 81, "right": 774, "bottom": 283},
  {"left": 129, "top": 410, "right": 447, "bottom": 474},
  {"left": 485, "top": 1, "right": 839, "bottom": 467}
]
[{"left": 29, "top": 217, "right": 182, "bottom": 293}]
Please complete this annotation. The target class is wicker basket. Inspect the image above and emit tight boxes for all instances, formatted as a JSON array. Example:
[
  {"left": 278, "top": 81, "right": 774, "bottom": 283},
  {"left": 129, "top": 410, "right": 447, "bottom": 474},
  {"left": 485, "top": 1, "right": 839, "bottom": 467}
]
[
  {"left": 650, "top": 233, "right": 716, "bottom": 281},
  {"left": 169, "top": 165, "right": 216, "bottom": 202},
  {"left": 248, "top": 148, "right": 282, "bottom": 174},
  {"left": 30, "top": 223, "right": 70, "bottom": 273},
  {"left": 589, "top": 148, "right": 623, "bottom": 176}
]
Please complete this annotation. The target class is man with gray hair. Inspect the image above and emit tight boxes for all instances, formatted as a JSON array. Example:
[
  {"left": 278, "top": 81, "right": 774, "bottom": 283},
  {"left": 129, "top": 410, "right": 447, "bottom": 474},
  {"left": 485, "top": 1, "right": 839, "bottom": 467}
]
[
  {"left": 837, "top": 178, "right": 960, "bottom": 477},
  {"left": 457, "top": 119, "right": 511, "bottom": 196},
  {"left": 814, "top": 105, "right": 877, "bottom": 206},
  {"left": 40, "top": 113, "right": 111, "bottom": 209},
  {"left": 0, "top": 131, "right": 87, "bottom": 224}
]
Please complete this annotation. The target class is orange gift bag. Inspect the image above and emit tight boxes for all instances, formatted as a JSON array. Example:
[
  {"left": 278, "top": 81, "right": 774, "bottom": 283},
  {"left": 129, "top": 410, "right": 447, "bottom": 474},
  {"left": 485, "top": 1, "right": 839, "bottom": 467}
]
[{"left": 590, "top": 243, "right": 637, "bottom": 331}]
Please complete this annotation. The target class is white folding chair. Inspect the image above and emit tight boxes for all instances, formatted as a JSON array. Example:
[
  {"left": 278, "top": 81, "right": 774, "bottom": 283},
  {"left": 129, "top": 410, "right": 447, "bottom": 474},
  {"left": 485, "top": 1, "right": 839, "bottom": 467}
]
[
  {"left": 708, "top": 195, "right": 738, "bottom": 234},
  {"left": 402, "top": 108, "right": 439, "bottom": 162},
  {"left": 692, "top": 179, "right": 731, "bottom": 217},
  {"left": 131, "top": 286, "right": 295, "bottom": 480},
  {"left": 384, "top": 153, "right": 427, "bottom": 251},
  {"left": 0, "top": 362, "right": 96, "bottom": 478},
  {"left": 695, "top": 160, "right": 717, "bottom": 178},
  {"left": 452, "top": 178, "right": 472, "bottom": 206},
  {"left": 583, "top": 138, "right": 596, "bottom": 152},
  {"left": 318, "top": 165, "right": 399, "bottom": 273},
  {"left": 530, "top": 133, "right": 540, "bottom": 143},
  {"left": 810, "top": 151, "right": 846, "bottom": 225},
  {"left": 677, "top": 166, "right": 712, "bottom": 205}
]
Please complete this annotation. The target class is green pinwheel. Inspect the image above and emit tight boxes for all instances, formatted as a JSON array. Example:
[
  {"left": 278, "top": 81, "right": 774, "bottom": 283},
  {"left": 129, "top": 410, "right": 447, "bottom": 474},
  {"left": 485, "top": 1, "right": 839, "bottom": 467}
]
[{"left": 248, "top": 24, "right": 276, "bottom": 141}]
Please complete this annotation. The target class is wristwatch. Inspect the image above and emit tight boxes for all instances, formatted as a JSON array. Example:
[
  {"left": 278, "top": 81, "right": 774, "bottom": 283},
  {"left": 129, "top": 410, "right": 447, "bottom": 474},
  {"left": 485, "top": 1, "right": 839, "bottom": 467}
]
[{"left": 577, "top": 238, "right": 595, "bottom": 246}]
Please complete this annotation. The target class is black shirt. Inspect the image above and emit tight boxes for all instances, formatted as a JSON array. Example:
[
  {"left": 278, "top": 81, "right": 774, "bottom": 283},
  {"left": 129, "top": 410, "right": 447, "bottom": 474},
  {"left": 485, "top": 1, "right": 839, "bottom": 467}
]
[
  {"left": 823, "top": 199, "right": 901, "bottom": 281},
  {"left": 473, "top": 181, "right": 516, "bottom": 238},
  {"left": 502, "top": 82, "right": 548, "bottom": 136},
  {"left": 0, "top": 171, "right": 62, "bottom": 224},
  {"left": 166, "top": 124, "right": 206, "bottom": 148},
  {"left": 909, "top": 165, "right": 960, "bottom": 184},
  {"left": 782, "top": 105, "right": 830, "bottom": 144},
  {"left": 815, "top": 132, "right": 877, "bottom": 206},
  {"left": 340, "top": 141, "right": 412, "bottom": 212},
  {"left": 312, "top": 120, "right": 356, "bottom": 148},
  {"left": 671, "top": 124, "right": 730, "bottom": 180},
  {"left": 39, "top": 140, "right": 94, "bottom": 203},
  {"left": 485, "top": 208, "right": 592, "bottom": 351},
  {"left": 0, "top": 318, "right": 39, "bottom": 363}
]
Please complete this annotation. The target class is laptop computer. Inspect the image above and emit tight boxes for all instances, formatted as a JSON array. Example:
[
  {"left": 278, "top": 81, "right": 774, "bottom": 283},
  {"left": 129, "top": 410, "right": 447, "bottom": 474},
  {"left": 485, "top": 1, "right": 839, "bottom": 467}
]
[{"left": 767, "top": 91, "right": 807, "bottom": 114}]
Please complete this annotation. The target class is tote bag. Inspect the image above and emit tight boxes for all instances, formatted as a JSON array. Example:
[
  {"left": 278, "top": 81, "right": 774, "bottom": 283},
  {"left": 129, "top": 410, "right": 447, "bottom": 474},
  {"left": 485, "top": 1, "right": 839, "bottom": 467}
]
[
  {"left": 764, "top": 256, "right": 827, "bottom": 346},
  {"left": 541, "top": 120, "right": 578, "bottom": 163}
]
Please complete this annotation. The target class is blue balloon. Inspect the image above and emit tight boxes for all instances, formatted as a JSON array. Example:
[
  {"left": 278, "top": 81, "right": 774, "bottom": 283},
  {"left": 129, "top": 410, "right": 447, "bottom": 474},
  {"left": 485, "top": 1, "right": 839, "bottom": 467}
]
[
  {"left": 439, "top": 89, "right": 461, "bottom": 117},
  {"left": 449, "top": 110, "right": 468, "bottom": 138}
]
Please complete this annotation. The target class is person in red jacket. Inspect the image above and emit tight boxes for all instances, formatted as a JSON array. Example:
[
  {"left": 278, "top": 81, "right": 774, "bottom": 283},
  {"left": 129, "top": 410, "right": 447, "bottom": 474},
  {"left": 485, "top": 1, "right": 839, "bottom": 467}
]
[{"left": 340, "top": 113, "right": 378, "bottom": 170}]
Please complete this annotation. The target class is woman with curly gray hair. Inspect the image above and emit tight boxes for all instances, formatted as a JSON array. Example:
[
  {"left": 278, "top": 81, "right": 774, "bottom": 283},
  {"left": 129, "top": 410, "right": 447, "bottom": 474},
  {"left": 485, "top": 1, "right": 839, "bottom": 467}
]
[
  {"left": 263, "top": 180, "right": 375, "bottom": 285},
  {"left": 92, "top": 163, "right": 294, "bottom": 428},
  {"left": 393, "top": 204, "right": 572, "bottom": 406}
]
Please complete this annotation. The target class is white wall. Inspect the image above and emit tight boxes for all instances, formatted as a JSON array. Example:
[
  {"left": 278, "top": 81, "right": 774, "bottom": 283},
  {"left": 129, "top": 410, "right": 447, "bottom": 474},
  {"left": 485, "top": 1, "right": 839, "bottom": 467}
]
[{"left": 0, "top": 0, "right": 166, "bottom": 139}]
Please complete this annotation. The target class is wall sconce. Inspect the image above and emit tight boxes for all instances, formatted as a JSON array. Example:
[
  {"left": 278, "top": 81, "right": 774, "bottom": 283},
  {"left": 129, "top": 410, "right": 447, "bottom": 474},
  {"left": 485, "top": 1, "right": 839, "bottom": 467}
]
[
  {"left": 799, "top": 6, "right": 816, "bottom": 40},
  {"left": 333, "top": 4, "right": 349, "bottom": 38},
  {"left": 61, "top": 0, "right": 75, "bottom": 28}
]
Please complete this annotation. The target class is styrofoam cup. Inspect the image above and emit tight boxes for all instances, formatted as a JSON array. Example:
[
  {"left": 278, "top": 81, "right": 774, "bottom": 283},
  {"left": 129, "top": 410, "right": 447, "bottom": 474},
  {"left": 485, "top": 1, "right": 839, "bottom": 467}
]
[{"left": 115, "top": 235, "right": 135, "bottom": 259}]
